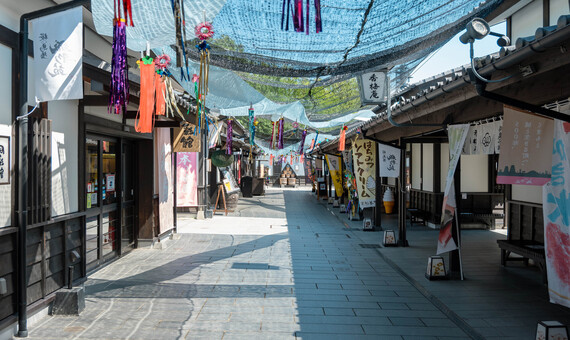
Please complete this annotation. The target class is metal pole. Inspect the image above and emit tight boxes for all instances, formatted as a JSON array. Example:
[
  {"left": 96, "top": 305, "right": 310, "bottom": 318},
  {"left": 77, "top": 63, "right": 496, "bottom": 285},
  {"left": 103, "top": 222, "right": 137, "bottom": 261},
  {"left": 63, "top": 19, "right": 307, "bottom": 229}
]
[
  {"left": 202, "top": 125, "right": 208, "bottom": 214},
  {"left": 17, "top": 2, "right": 89, "bottom": 336}
]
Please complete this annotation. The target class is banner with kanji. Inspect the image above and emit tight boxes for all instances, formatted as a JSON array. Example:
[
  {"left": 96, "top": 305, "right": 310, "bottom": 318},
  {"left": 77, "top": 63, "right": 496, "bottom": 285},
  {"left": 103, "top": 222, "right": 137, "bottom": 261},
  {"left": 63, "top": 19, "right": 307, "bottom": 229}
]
[
  {"left": 543, "top": 119, "right": 570, "bottom": 307},
  {"left": 176, "top": 152, "right": 198, "bottom": 206},
  {"left": 303, "top": 157, "right": 314, "bottom": 183},
  {"left": 32, "top": 7, "right": 83, "bottom": 101},
  {"left": 352, "top": 140, "right": 376, "bottom": 208},
  {"left": 437, "top": 124, "right": 469, "bottom": 255},
  {"left": 378, "top": 143, "right": 400, "bottom": 178},
  {"left": 325, "top": 155, "right": 343, "bottom": 197},
  {"left": 497, "top": 106, "right": 553, "bottom": 185}
]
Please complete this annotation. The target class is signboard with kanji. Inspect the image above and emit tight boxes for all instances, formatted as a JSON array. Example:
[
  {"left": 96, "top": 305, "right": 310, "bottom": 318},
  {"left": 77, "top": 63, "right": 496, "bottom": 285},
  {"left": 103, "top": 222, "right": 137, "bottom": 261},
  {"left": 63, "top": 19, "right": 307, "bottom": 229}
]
[
  {"left": 357, "top": 70, "right": 387, "bottom": 105},
  {"left": 173, "top": 123, "right": 201, "bottom": 153},
  {"left": 352, "top": 139, "right": 376, "bottom": 208}
]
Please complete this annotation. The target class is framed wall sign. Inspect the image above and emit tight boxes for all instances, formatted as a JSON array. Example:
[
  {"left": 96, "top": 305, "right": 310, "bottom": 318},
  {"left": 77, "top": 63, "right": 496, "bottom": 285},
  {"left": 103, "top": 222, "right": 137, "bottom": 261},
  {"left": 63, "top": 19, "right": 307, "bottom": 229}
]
[
  {"left": 105, "top": 174, "right": 116, "bottom": 192},
  {"left": 0, "top": 136, "right": 10, "bottom": 185}
]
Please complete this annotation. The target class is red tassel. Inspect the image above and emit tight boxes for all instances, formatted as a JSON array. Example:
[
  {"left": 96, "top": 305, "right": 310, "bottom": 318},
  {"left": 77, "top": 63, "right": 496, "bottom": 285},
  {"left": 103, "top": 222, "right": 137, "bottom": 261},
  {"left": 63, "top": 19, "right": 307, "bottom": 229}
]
[{"left": 123, "top": 0, "right": 134, "bottom": 26}]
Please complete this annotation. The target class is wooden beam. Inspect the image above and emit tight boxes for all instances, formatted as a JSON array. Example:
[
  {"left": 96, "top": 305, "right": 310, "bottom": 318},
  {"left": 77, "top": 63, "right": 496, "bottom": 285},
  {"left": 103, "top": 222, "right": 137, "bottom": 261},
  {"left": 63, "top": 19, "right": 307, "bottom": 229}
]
[{"left": 154, "top": 121, "right": 182, "bottom": 128}]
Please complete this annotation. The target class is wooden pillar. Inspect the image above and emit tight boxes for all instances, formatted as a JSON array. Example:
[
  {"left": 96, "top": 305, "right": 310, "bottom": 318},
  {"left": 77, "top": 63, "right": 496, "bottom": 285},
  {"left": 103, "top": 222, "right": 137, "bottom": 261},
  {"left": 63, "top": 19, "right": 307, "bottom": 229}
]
[{"left": 398, "top": 138, "right": 408, "bottom": 246}]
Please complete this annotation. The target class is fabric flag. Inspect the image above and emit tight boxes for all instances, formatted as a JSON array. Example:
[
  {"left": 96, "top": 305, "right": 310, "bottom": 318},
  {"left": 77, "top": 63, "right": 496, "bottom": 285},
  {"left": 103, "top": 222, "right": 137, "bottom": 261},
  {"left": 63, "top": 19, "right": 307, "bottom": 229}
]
[
  {"left": 176, "top": 152, "right": 198, "bottom": 206},
  {"left": 437, "top": 124, "right": 469, "bottom": 255},
  {"left": 478, "top": 122, "right": 495, "bottom": 154},
  {"left": 497, "top": 106, "right": 553, "bottom": 186},
  {"left": 32, "top": 7, "right": 83, "bottom": 101},
  {"left": 543, "top": 118, "right": 570, "bottom": 308},
  {"left": 352, "top": 140, "right": 376, "bottom": 208},
  {"left": 378, "top": 143, "right": 400, "bottom": 178},
  {"left": 325, "top": 155, "right": 343, "bottom": 197}
]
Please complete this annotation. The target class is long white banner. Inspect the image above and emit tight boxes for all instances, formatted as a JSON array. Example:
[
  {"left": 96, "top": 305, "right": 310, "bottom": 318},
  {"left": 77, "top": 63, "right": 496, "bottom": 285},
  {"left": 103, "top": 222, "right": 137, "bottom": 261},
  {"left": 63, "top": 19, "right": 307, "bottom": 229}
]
[
  {"left": 32, "top": 7, "right": 83, "bottom": 101},
  {"left": 543, "top": 119, "right": 570, "bottom": 308}
]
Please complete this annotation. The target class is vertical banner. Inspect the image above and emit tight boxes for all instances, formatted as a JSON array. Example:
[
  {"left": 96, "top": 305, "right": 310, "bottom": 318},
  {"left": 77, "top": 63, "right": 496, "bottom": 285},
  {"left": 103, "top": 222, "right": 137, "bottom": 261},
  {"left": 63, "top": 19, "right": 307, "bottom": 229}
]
[
  {"left": 497, "top": 106, "right": 553, "bottom": 185},
  {"left": 437, "top": 124, "right": 469, "bottom": 255},
  {"left": 176, "top": 152, "right": 198, "bottom": 206},
  {"left": 155, "top": 129, "right": 174, "bottom": 234},
  {"left": 0, "top": 136, "right": 9, "bottom": 184},
  {"left": 341, "top": 150, "right": 353, "bottom": 175},
  {"left": 543, "top": 119, "right": 570, "bottom": 308},
  {"left": 378, "top": 143, "right": 400, "bottom": 178},
  {"left": 208, "top": 121, "right": 223, "bottom": 149},
  {"left": 32, "top": 7, "right": 83, "bottom": 101},
  {"left": 303, "top": 157, "right": 314, "bottom": 183},
  {"left": 325, "top": 155, "right": 343, "bottom": 196},
  {"left": 352, "top": 140, "right": 376, "bottom": 208}
]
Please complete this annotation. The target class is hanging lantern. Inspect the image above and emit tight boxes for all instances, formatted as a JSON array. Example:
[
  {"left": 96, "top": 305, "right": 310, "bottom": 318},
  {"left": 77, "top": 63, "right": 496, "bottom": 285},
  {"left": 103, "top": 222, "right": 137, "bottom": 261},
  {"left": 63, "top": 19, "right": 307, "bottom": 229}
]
[{"left": 226, "top": 119, "right": 233, "bottom": 155}]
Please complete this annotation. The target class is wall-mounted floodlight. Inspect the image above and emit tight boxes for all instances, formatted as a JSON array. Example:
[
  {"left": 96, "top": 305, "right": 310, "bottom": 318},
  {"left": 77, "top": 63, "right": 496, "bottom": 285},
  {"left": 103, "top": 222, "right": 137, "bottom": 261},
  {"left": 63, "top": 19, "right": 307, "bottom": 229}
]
[
  {"left": 460, "top": 18, "right": 512, "bottom": 83},
  {"left": 459, "top": 18, "right": 490, "bottom": 43}
]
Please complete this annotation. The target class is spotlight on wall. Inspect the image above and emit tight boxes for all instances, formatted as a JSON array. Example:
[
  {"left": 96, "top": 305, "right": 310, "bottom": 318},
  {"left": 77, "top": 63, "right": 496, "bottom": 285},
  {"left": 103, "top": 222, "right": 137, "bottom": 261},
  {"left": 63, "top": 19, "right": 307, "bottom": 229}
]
[{"left": 459, "top": 18, "right": 490, "bottom": 44}]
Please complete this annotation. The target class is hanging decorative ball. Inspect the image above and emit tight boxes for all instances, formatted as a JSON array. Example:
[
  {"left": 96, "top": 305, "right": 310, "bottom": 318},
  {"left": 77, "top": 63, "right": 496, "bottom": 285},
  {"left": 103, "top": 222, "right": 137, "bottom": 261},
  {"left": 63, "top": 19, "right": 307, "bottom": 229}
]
[
  {"left": 195, "top": 22, "right": 214, "bottom": 41},
  {"left": 155, "top": 54, "right": 171, "bottom": 70},
  {"left": 292, "top": 121, "right": 299, "bottom": 129},
  {"left": 192, "top": 74, "right": 200, "bottom": 83}
]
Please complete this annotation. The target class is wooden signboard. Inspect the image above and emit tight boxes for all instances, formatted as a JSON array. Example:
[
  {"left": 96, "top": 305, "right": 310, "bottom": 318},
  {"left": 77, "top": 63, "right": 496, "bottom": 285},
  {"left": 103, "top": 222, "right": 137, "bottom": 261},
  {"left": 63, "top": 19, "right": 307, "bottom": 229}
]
[{"left": 173, "top": 123, "right": 201, "bottom": 153}]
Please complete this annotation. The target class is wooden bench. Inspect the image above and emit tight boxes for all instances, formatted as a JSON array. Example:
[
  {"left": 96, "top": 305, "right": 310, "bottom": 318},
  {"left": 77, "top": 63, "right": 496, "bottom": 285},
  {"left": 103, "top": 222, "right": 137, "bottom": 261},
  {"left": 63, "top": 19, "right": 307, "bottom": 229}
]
[
  {"left": 407, "top": 208, "right": 428, "bottom": 226},
  {"left": 497, "top": 239, "right": 547, "bottom": 283}
]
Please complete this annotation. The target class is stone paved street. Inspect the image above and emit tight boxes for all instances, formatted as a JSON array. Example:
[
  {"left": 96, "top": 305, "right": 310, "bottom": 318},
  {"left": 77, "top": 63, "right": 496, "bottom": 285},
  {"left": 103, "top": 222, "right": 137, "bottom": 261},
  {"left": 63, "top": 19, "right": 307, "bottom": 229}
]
[{"left": 19, "top": 188, "right": 570, "bottom": 339}]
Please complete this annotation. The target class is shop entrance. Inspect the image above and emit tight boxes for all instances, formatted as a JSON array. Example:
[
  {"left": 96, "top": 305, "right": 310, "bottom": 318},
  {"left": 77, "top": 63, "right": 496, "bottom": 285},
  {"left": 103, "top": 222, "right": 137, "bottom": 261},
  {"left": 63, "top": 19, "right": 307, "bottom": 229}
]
[{"left": 85, "top": 135, "right": 136, "bottom": 271}]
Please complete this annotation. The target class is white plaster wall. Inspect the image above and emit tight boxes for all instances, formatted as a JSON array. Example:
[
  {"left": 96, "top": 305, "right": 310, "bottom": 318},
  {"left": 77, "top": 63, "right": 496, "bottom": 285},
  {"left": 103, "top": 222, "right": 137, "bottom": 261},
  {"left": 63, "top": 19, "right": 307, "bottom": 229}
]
[
  {"left": 84, "top": 27, "right": 113, "bottom": 65},
  {"left": 550, "top": 0, "right": 569, "bottom": 25},
  {"left": 511, "top": 0, "right": 543, "bottom": 41},
  {"left": 440, "top": 143, "right": 449, "bottom": 193},
  {"left": 84, "top": 106, "right": 123, "bottom": 123},
  {"left": 422, "top": 144, "right": 434, "bottom": 192},
  {"left": 411, "top": 143, "right": 421, "bottom": 190},
  {"left": 50, "top": 100, "right": 79, "bottom": 216},
  {"left": 460, "top": 154, "right": 488, "bottom": 192},
  {"left": 0, "top": 3, "right": 19, "bottom": 32},
  {"left": 512, "top": 184, "right": 543, "bottom": 204},
  {"left": 0, "top": 43, "right": 12, "bottom": 227}
]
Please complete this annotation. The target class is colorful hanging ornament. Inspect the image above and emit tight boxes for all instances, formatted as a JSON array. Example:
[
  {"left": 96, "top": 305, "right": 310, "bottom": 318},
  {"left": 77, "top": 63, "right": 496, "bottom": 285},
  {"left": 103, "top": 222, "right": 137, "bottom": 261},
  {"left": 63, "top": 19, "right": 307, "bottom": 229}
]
[
  {"left": 135, "top": 56, "right": 155, "bottom": 133},
  {"left": 278, "top": 118, "right": 284, "bottom": 150},
  {"left": 299, "top": 129, "right": 307, "bottom": 154},
  {"left": 226, "top": 119, "right": 233, "bottom": 155},
  {"left": 163, "top": 76, "right": 184, "bottom": 119},
  {"left": 155, "top": 54, "right": 171, "bottom": 70},
  {"left": 248, "top": 105, "right": 255, "bottom": 146},
  {"left": 195, "top": 17, "right": 213, "bottom": 135},
  {"left": 269, "top": 121, "right": 276, "bottom": 149},
  {"left": 109, "top": 1, "right": 129, "bottom": 115},
  {"left": 339, "top": 125, "right": 347, "bottom": 151},
  {"left": 154, "top": 73, "right": 165, "bottom": 116},
  {"left": 281, "top": 0, "right": 322, "bottom": 34},
  {"left": 120, "top": 0, "right": 134, "bottom": 27}
]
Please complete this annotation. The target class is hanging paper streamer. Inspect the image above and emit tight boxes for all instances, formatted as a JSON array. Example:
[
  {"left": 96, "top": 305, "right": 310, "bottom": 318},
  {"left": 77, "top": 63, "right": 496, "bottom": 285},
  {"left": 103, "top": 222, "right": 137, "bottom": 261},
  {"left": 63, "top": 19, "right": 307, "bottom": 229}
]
[
  {"left": 135, "top": 56, "right": 155, "bottom": 133},
  {"left": 282, "top": 0, "right": 322, "bottom": 34},
  {"left": 154, "top": 73, "right": 165, "bottom": 116},
  {"left": 226, "top": 119, "right": 233, "bottom": 155},
  {"left": 339, "top": 126, "right": 347, "bottom": 151},
  {"left": 299, "top": 129, "right": 307, "bottom": 154},
  {"left": 171, "top": 0, "right": 190, "bottom": 80},
  {"left": 270, "top": 154, "right": 274, "bottom": 165},
  {"left": 278, "top": 118, "right": 284, "bottom": 150},
  {"left": 249, "top": 106, "right": 256, "bottom": 146},
  {"left": 163, "top": 76, "right": 184, "bottom": 119},
  {"left": 109, "top": 3, "right": 129, "bottom": 115},
  {"left": 270, "top": 121, "right": 276, "bottom": 149}
]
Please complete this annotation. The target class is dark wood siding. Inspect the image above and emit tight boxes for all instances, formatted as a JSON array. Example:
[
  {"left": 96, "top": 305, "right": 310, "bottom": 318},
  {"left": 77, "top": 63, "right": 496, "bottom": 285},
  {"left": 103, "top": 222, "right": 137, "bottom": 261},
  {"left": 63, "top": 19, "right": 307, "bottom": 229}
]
[
  {"left": 0, "top": 230, "right": 16, "bottom": 321},
  {"left": 506, "top": 201, "right": 544, "bottom": 243}
]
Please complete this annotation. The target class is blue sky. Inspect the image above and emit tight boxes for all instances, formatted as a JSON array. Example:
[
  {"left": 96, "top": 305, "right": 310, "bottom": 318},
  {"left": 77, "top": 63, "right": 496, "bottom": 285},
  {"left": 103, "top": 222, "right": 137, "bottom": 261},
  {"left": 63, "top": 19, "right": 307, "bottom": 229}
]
[{"left": 410, "top": 21, "right": 507, "bottom": 82}]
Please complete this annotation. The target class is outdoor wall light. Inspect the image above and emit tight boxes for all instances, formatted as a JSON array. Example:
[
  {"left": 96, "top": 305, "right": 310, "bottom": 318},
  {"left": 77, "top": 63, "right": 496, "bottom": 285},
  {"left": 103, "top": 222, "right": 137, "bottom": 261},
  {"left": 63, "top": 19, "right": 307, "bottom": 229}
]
[{"left": 460, "top": 17, "right": 512, "bottom": 83}]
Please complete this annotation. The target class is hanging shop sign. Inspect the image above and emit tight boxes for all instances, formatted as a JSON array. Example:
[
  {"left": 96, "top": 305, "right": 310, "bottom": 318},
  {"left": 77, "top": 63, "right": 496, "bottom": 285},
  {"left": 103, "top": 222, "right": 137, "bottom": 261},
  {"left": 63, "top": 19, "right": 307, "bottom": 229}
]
[
  {"left": 497, "top": 106, "right": 553, "bottom": 186},
  {"left": 32, "top": 6, "right": 83, "bottom": 102},
  {"left": 303, "top": 157, "right": 315, "bottom": 183},
  {"left": 437, "top": 124, "right": 470, "bottom": 255},
  {"left": 378, "top": 143, "right": 400, "bottom": 178},
  {"left": 220, "top": 166, "right": 240, "bottom": 194},
  {"left": 357, "top": 70, "right": 387, "bottom": 105},
  {"left": 177, "top": 152, "right": 198, "bottom": 207},
  {"left": 325, "top": 155, "right": 343, "bottom": 197},
  {"left": 0, "top": 136, "right": 9, "bottom": 185},
  {"left": 352, "top": 140, "right": 376, "bottom": 208},
  {"left": 543, "top": 117, "right": 570, "bottom": 308},
  {"left": 173, "top": 123, "right": 201, "bottom": 153}
]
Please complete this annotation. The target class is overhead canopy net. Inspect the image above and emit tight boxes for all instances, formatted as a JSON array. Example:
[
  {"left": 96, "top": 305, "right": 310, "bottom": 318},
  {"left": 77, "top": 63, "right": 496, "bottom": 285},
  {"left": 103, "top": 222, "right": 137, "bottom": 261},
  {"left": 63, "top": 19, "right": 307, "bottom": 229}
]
[{"left": 91, "top": 0, "right": 503, "bottom": 151}]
